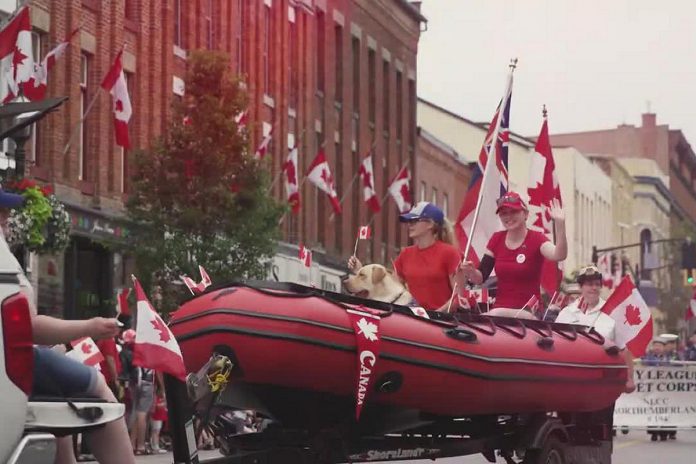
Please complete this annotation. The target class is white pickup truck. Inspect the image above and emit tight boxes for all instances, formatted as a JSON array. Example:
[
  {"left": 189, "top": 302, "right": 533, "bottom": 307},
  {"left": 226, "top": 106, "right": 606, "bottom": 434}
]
[{"left": 0, "top": 243, "right": 125, "bottom": 463}]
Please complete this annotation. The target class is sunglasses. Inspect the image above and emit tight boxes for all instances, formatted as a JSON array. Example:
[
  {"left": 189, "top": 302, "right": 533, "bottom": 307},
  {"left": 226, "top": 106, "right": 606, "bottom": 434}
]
[
  {"left": 496, "top": 194, "right": 524, "bottom": 207},
  {"left": 578, "top": 265, "right": 601, "bottom": 276}
]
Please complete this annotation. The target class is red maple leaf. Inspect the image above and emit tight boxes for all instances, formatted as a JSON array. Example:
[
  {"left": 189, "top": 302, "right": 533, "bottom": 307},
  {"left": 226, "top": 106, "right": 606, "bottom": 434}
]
[
  {"left": 624, "top": 304, "right": 642, "bottom": 326},
  {"left": 81, "top": 342, "right": 92, "bottom": 354},
  {"left": 400, "top": 183, "right": 412, "bottom": 204},
  {"left": 320, "top": 168, "right": 334, "bottom": 188},
  {"left": 151, "top": 317, "right": 171, "bottom": 343},
  {"left": 361, "top": 169, "right": 373, "bottom": 189},
  {"left": 285, "top": 160, "right": 297, "bottom": 185},
  {"left": 11, "top": 45, "right": 27, "bottom": 73},
  {"left": 115, "top": 99, "right": 124, "bottom": 112}
]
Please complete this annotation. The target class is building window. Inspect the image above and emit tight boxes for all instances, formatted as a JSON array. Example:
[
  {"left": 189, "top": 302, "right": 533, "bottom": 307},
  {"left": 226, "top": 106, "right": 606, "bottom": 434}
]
[
  {"left": 122, "top": 73, "right": 134, "bottom": 193},
  {"left": 316, "top": 11, "right": 325, "bottom": 93},
  {"left": 420, "top": 181, "right": 426, "bottom": 202},
  {"left": 173, "top": 0, "right": 183, "bottom": 48},
  {"left": 125, "top": 0, "right": 137, "bottom": 20},
  {"left": 335, "top": 140, "right": 343, "bottom": 253},
  {"left": 352, "top": 37, "right": 360, "bottom": 112},
  {"left": 443, "top": 193, "right": 449, "bottom": 218},
  {"left": 237, "top": 0, "right": 245, "bottom": 73},
  {"left": 431, "top": 187, "right": 438, "bottom": 206},
  {"left": 316, "top": 131, "right": 325, "bottom": 246},
  {"left": 368, "top": 48, "right": 376, "bottom": 124},
  {"left": 79, "top": 53, "right": 90, "bottom": 181},
  {"left": 396, "top": 70, "right": 402, "bottom": 143},
  {"left": 30, "top": 31, "right": 43, "bottom": 167},
  {"left": 408, "top": 78, "right": 416, "bottom": 148},
  {"left": 334, "top": 24, "right": 343, "bottom": 102},
  {"left": 205, "top": 0, "right": 214, "bottom": 49},
  {"left": 289, "top": 7, "right": 298, "bottom": 107},
  {"left": 382, "top": 60, "right": 389, "bottom": 132},
  {"left": 263, "top": 5, "right": 272, "bottom": 95}
]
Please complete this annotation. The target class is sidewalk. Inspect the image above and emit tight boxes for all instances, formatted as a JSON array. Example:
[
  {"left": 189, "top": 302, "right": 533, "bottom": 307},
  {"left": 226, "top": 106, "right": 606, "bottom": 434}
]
[{"left": 85, "top": 448, "right": 222, "bottom": 463}]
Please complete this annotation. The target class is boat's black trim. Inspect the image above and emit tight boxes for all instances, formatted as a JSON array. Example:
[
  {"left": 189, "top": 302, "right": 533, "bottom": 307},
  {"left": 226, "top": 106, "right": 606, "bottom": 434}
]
[
  {"left": 172, "top": 307, "right": 625, "bottom": 370},
  {"left": 177, "top": 325, "right": 626, "bottom": 381}
]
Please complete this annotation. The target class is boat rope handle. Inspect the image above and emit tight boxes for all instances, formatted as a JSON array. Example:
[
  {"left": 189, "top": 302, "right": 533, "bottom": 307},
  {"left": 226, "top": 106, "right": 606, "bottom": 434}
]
[
  {"left": 461, "top": 318, "right": 497, "bottom": 336},
  {"left": 490, "top": 318, "right": 527, "bottom": 339},
  {"left": 551, "top": 324, "right": 578, "bottom": 341}
]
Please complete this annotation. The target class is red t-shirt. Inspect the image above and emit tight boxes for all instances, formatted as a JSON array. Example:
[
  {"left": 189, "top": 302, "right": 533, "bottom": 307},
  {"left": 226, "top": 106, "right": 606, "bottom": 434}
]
[
  {"left": 487, "top": 230, "right": 548, "bottom": 309},
  {"left": 393, "top": 241, "right": 460, "bottom": 310},
  {"left": 96, "top": 338, "right": 122, "bottom": 385}
]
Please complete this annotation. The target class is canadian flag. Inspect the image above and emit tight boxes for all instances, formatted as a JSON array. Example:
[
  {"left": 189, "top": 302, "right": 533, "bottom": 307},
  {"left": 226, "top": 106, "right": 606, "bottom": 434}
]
[
  {"left": 358, "top": 225, "right": 371, "bottom": 240},
  {"left": 283, "top": 147, "right": 301, "bottom": 214},
  {"left": 524, "top": 294, "right": 540, "bottom": 312},
  {"left": 600, "top": 276, "right": 653, "bottom": 357},
  {"left": 68, "top": 337, "right": 104, "bottom": 367},
  {"left": 473, "top": 287, "right": 489, "bottom": 304},
  {"left": 101, "top": 50, "right": 132, "bottom": 148},
  {"left": 527, "top": 113, "right": 562, "bottom": 295},
  {"left": 180, "top": 265, "right": 212, "bottom": 295},
  {"left": 117, "top": 287, "right": 132, "bottom": 317},
  {"left": 410, "top": 307, "right": 430, "bottom": 319},
  {"left": 132, "top": 276, "right": 187, "bottom": 381},
  {"left": 685, "top": 287, "right": 696, "bottom": 321},
  {"left": 234, "top": 109, "right": 248, "bottom": 129},
  {"left": 388, "top": 166, "right": 412, "bottom": 213},
  {"left": 22, "top": 28, "right": 79, "bottom": 101},
  {"left": 299, "top": 244, "right": 312, "bottom": 268},
  {"left": 254, "top": 126, "right": 273, "bottom": 160},
  {"left": 0, "top": 6, "right": 33, "bottom": 103},
  {"left": 358, "top": 154, "right": 381, "bottom": 213},
  {"left": 307, "top": 150, "right": 341, "bottom": 214},
  {"left": 596, "top": 252, "right": 615, "bottom": 289}
]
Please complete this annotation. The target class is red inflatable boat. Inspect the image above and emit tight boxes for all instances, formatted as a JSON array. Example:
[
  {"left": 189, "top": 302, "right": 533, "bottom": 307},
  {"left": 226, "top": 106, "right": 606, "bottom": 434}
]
[{"left": 170, "top": 282, "right": 626, "bottom": 423}]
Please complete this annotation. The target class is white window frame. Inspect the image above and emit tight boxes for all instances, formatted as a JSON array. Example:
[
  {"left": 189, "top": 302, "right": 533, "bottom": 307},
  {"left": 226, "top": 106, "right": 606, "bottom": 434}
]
[{"left": 79, "top": 54, "right": 88, "bottom": 181}]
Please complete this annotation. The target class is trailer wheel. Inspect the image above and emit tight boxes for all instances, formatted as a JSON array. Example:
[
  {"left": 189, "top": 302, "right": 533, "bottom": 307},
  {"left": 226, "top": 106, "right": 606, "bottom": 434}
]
[{"left": 523, "top": 436, "right": 566, "bottom": 464}]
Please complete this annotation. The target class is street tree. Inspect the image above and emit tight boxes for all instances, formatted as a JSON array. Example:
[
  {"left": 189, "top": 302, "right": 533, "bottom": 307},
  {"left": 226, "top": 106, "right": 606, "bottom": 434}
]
[{"left": 126, "top": 50, "right": 284, "bottom": 311}]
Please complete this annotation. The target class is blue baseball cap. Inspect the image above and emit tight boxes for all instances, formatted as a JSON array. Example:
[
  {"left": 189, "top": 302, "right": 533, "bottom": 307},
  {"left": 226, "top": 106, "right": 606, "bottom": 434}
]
[
  {"left": 0, "top": 186, "right": 24, "bottom": 209},
  {"left": 399, "top": 201, "right": 444, "bottom": 225}
]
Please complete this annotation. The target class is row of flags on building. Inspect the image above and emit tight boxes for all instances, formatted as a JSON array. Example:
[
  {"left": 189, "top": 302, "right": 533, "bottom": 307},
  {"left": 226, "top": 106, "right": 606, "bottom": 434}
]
[{"left": 1, "top": 6, "right": 132, "bottom": 147}]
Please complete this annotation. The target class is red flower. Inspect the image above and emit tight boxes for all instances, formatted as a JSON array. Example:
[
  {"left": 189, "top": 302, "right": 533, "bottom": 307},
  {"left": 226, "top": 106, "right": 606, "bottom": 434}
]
[
  {"left": 40, "top": 185, "right": 53, "bottom": 196},
  {"left": 16, "top": 178, "right": 37, "bottom": 191}
]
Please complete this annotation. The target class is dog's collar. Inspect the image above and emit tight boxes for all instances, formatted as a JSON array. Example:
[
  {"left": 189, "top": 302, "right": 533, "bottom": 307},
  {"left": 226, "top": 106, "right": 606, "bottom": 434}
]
[{"left": 390, "top": 290, "right": 406, "bottom": 304}]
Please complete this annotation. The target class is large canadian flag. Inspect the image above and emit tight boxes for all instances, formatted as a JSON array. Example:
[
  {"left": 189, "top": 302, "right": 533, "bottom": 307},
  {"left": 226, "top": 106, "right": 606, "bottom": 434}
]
[
  {"left": 388, "top": 166, "right": 412, "bottom": 213},
  {"left": 685, "top": 287, "right": 696, "bottom": 321},
  {"left": 0, "top": 6, "right": 33, "bottom": 103},
  {"left": 132, "top": 277, "right": 187, "bottom": 381},
  {"left": 22, "top": 28, "right": 79, "bottom": 101},
  {"left": 600, "top": 276, "right": 653, "bottom": 357},
  {"left": 358, "top": 153, "right": 380, "bottom": 213},
  {"left": 307, "top": 150, "right": 341, "bottom": 214},
  {"left": 101, "top": 50, "right": 132, "bottom": 148},
  {"left": 284, "top": 147, "right": 301, "bottom": 214},
  {"left": 254, "top": 126, "right": 273, "bottom": 160},
  {"left": 455, "top": 65, "right": 513, "bottom": 266},
  {"left": 527, "top": 113, "right": 563, "bottom": 295}
]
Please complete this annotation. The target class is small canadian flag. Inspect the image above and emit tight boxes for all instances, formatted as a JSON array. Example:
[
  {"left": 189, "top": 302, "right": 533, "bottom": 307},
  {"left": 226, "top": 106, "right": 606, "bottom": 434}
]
[
  {"left": 116, "top": 287, "right": 131, "bottom": 317},
  {"left": 180, "top": 265, "right": 212, "bottom": 295},
  {"left": 524, "top": 294, "right": 540, "bottom": 312},
  {"left": 299, "top": 244, "right": 312, "bottom": 268},
  {"left": 358, "top": 225, "right": 371, "bottom": 240},
  {"left": 686, "top": 288, "right": 696, "bottom": 321},
  {"left": 68, "top": 337, "right": 104, "bottom": 367}
]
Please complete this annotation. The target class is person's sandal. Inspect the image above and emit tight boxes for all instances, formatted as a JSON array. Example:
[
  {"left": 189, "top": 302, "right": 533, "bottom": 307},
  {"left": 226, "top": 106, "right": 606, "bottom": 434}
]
[{"left": 135, "top": 449, "right": 148, "bottom": 455}]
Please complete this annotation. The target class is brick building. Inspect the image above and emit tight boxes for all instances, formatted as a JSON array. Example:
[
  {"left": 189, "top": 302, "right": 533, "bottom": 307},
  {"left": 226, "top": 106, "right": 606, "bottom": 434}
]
[{"left": 0, "top": 0, "right": 426, "bottom": 314}]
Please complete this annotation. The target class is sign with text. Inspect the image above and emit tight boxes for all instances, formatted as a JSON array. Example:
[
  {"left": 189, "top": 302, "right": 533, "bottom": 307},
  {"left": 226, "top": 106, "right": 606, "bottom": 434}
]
[{"left": 614, "top": 363, "right": 696, "bottom": 428}]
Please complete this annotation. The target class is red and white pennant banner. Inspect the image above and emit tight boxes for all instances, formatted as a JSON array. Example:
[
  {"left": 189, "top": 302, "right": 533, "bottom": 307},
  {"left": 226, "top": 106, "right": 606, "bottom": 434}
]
[{"left": 346, "top": 307, "right": 383, "bottom": 421}]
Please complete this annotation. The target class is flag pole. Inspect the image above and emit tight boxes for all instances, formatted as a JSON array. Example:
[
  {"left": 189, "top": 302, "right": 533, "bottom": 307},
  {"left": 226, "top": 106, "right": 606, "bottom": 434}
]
[
  {"left": 367, "top": 158, "right": 410, "bottom": 228},
  {"left": 61, "top": 89, "right": 102, "bottom": 156},
  {"left": 329, "top": 139, "right": 378, "bottom": 222},
  {"left": 463, "top": 58, "right": 517, "bottom": 262}
]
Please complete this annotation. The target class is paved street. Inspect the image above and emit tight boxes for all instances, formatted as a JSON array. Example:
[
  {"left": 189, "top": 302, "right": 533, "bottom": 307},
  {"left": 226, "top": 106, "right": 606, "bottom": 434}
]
[{"left": 127, "top": 430, "right": 696, "bottom": 463}]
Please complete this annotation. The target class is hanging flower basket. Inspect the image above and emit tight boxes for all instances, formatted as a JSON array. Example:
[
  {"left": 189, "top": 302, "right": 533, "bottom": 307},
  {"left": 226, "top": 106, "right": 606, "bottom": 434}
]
[{"left": 5, "top": 179, "right": 71, "bottom": 255}]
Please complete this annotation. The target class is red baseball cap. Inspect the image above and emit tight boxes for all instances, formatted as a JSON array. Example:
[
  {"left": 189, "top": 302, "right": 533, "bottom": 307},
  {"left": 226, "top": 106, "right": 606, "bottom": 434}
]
[{"left": 495, "top": 192, "right": 527, "bottom": 214}]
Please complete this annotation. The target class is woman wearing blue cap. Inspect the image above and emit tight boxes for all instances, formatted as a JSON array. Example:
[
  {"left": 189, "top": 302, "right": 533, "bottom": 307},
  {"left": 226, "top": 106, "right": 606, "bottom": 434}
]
[{"left": 348, "top": 201, "right": 461, "bottom": 311}]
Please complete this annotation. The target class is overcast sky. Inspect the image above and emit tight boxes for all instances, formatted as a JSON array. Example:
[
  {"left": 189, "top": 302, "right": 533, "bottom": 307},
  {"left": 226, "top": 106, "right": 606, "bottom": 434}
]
[{"left": 417, "top": 0, "right": 696, "bottom": 144}]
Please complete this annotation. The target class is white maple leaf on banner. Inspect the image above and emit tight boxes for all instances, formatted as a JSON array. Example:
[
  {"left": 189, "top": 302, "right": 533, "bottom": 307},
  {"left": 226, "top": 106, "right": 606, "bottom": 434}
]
[{"left": 357, "top": 317, "right": 379, "bottom": 341}]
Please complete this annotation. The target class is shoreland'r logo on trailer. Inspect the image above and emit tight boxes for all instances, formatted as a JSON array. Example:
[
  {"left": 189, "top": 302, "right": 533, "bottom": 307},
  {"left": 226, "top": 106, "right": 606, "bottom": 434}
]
[{"left": 348, "top": 448, "right": 440, "bottom": 461}]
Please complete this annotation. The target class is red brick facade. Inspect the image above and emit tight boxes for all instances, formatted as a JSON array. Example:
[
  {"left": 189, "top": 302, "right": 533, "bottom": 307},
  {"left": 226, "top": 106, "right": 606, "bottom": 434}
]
[
  {"left": 416, "top": 128, "right": 471, "bottom": 226},
  {"left": 22, "top": 0, "right": 424, "bottom": 268},
  {"left": 550, "top": 113, "right": 696, "bottom": 227}
]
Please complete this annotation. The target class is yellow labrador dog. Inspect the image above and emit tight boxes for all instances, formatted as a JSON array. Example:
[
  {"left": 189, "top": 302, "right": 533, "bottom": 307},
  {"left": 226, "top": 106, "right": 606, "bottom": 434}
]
[{"left": 343, "top": 264, "right": 413, "bottom": 305}]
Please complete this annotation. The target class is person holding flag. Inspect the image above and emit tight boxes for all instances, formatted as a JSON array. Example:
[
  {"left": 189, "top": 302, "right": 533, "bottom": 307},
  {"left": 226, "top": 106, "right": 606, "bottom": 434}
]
[
  {"left": 459, "top": 192, "right": 567, "bottom": 316},
  {"left": 556, "top": 265, "right": 636, "bottom": 393},
  {"left": 348, "top": 202, "right": 460, "bottom": 311}
]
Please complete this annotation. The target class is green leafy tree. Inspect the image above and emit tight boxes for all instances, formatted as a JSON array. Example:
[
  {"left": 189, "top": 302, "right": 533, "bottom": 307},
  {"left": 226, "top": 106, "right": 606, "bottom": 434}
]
[
  {"left": 657, "top": 220, "right": 696, "bottom": 332},
  {"left": 126, "top": 50, "right": 284, "bottom": 311}
]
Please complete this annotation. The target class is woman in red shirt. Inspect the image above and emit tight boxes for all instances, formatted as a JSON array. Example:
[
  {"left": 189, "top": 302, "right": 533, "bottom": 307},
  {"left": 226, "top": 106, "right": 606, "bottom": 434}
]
[
  {"left": 460, "top": 192, "right": 567, "bottom": 316},
  {"left": 348, "top": 202, "right": 460, "bottom": 311}
]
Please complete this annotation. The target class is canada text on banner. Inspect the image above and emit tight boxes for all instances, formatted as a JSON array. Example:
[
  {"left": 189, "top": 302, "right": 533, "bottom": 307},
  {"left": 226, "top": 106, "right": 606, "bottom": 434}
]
[{"left": 613, "top": 362, "right": 696, "bottom": 428}]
